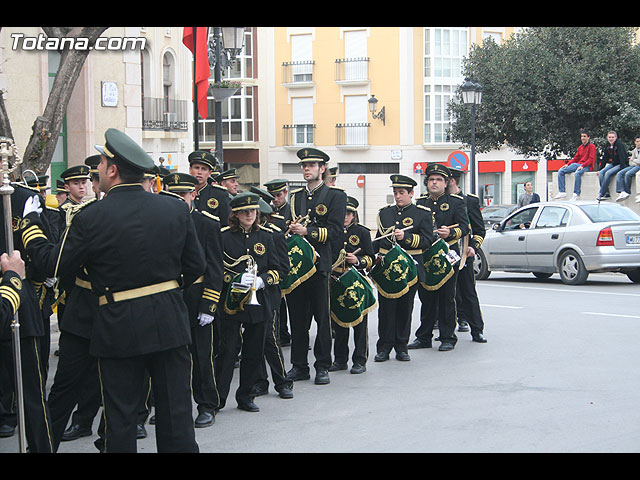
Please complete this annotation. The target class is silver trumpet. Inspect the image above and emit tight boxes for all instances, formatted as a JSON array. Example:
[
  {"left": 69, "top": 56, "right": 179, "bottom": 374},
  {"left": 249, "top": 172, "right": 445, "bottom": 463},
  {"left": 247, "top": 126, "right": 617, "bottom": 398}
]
[{"left": 231, "top": 256, "right": 261, "bottom": 306}]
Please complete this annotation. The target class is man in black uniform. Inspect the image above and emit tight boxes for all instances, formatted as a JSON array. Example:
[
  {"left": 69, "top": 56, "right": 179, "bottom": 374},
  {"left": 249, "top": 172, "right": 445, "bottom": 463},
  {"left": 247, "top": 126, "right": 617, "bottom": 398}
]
[
  {"left": 21, "top": 128, "right": 205, "bottom": 453},
  {"left": 410, "top": 163, "right": 469, "bottom": 352},
  {"left": 447, "top": 169, "right": 487, "bottom": 343},
  {"left": 163, "top": 172, "right": 224, "bottom": 428},
  {"left": 216, "top": 169, "right": 240, "bottom": 198},
  {"left": 190, "top": 150, "right": 231, "bottom": 226},
  {"left": 286, "top": 148, "right": 347, "bottom": 385},
  {"left": 0, "top": 182, "right": 54, "bottom": 452},
  {"left": 373, "top": 175, "right": 435, "bottom": 362},
  {"left": 263, "top": 179, "right": 292, "bottom": 346},
  {"left": 329, "top": 196, "right": 374, "bottom": 374}
]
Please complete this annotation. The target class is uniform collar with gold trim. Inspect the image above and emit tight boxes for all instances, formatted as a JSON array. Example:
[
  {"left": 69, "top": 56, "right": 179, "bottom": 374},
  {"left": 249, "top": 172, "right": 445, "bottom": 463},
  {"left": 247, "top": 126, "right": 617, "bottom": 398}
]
[{"left": 107, "top": 183, "right": 145, "bottom": 194}]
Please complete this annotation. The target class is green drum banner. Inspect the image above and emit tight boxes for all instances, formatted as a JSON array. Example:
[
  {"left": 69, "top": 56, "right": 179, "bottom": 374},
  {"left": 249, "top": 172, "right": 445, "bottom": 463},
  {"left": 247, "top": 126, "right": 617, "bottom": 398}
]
[
  {"left": 281, "top": 234, "right": 318, "bottom": 295},
  {"left": 330, "top": 268, "right": 377, "bottom": 328},
  {"left": 370, "top": 244, "right": 418, "bottom": 298},
  {"left": 421, "top": 238, "right": 454, "bottom": 291},
  {"left": 223, "top": 273, "right": 251, "bottom": 315}
]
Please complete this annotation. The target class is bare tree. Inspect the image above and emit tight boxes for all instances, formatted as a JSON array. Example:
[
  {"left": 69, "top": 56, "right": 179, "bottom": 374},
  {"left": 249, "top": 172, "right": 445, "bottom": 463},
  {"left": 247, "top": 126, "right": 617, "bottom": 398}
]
[{"left": 0, "top": 27, "right": 109, "bottom": 174}]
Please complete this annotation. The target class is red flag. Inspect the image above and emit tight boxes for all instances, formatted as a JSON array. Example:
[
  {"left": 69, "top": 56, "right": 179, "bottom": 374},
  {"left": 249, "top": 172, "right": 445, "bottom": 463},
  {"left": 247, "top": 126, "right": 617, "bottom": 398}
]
[{"left": 182, "top": 27, "right": 209, "bottom": 119}]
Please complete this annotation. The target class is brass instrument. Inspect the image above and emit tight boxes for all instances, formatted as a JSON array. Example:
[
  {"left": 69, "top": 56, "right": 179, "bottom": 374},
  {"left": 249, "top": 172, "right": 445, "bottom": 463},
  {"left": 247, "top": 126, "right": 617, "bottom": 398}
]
[{"left": 231, "top": 255, "right": 260, "bottom": 306}]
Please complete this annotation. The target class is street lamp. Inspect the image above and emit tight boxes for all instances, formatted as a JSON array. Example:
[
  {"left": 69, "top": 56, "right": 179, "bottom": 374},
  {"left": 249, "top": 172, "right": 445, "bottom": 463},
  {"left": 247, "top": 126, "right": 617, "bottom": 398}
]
[
  {"left": 207, "top": 27, "right": 245, "bottom": 168},
  {"left": 368, "top": 95, "right": 385, "bottom": 126},
  {"left": 460, "top": 78, "right": 482, "bottom": 194}
]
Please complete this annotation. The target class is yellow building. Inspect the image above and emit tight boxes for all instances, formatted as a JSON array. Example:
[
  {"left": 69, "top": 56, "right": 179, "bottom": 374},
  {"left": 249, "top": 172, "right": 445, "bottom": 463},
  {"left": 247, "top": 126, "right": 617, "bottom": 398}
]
[{"left": 262, "top": 27, "right": 548, "bottom": 229}]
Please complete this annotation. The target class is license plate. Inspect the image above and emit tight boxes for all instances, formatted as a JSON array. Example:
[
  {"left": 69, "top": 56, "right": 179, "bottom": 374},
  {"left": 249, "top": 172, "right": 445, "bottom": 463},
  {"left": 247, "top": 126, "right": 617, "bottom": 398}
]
[{"left": 626, "top": 234, "right": 640, "bottom": 245}]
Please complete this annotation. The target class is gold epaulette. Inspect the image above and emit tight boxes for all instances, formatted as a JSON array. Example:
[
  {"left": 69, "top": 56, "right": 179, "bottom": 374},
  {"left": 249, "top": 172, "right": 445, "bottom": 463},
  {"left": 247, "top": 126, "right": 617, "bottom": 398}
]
[
  {"left": 267, "top": 222, "right": 282, "bottom": 232},
  {"left": 450, "top": 193, "right": 464, "bottom": 200},
  {"left": 213, "top": 184, "right": 227, "bottom": 191},
  {"left": 468, "top": 193, "right": 479, "bottom": 198},
  {"left": 289, "top": 187, "right": 304, "bottom": 195},
  {"left": 159, "top": 190, "right": 185, "bottom": 201},
  {"left": 259, "top": 224, "right": 274, "bottom": 233},
  {"left": 201, "top": 211, "right": 221, "bottom": 222},
  {"left": 221, "top": 225, "right": 231, "bottom": 232},
  {"left": 329, "top": 185, "right": 345, "bottom": 191},
  {"left": 416, "top": 204, "right": 431, "bottom": 211}
]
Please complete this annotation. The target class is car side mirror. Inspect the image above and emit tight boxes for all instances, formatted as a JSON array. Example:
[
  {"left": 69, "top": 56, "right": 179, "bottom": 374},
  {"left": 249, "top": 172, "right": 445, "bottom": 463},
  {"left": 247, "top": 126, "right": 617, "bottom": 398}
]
[{"left": 492, "top": 223, "right": 501, "bottom": 231}]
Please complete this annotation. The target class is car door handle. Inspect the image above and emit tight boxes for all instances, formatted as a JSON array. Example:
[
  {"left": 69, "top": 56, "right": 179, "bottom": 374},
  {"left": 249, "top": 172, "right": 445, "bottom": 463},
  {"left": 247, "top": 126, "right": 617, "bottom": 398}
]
[
  {"left": 551, "top": 234, "right": 559, "bottom": 239},
  {"left": 518, "top": 236, "right": 525, "bottom": 241}
]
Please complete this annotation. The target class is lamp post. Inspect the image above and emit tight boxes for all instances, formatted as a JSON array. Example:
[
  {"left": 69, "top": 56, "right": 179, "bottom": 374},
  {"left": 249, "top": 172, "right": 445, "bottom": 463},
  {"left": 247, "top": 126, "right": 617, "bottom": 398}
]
[
  {"left": 207, "top": 27, "right": 245, "bottom": 168},
  {"left": 460, "top": 78, "right": 482, "bottom": 194},
  {"left": 368, "top": 94, "right": 385, "bottom": 125}
]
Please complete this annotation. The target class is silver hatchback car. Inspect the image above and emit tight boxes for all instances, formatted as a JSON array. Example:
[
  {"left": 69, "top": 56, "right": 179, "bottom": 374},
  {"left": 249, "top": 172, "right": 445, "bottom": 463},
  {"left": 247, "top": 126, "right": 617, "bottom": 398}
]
[{"left": 474, "top": 201, "right": 640, "bottom": 285}]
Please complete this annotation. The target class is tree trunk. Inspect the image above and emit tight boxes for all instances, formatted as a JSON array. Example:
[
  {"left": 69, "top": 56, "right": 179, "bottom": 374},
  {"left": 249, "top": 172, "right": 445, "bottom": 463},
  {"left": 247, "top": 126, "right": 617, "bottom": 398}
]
[{"left": 18, "top": 27, "right": 109, "bottom": 174}]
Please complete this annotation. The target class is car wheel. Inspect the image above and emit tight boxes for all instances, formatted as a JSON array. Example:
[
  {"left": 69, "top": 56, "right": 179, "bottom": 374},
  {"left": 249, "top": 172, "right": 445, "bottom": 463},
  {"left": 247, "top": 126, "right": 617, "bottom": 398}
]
[
  {"left": 627, "top": 268, "right": 640, "bottom": 284},
  {"left": 558, "top": 249, "right": 589, "bottom": 285},
  {"left": 474, "top": 248, "right": 490, "bottom": 280},
  {"left": 532, "top": 272, "right": 553, "bottom": 279}
]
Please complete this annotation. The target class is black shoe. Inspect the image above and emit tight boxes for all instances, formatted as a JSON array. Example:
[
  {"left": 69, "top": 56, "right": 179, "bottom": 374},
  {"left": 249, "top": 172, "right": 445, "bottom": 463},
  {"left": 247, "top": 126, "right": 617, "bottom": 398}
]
[
  {"left": 0, "top": 424, "right": 15, "bottom": 438},
  {"left": 407, "top": 339, "right": 432, "bottom": 349},
  {"left": 194, "top": 411, "right": 215, "bottom": 428},
  {"left": 328, "top": 362, "right": 347, "bottom": 372},
  {"left": 61, "top": 424, "right": 92, "bottom": 442},
  {"left": 276, "top": 385, "right": 294, "bottom": 399},
  {"left": 457, "top": 321, "right": 470, "bottom": 332},
  {"left": 286, "top": 366, "right": 310, "bottom": 382},
  {"left": 438, "top": 342, "right": 455, "bottom": 351},
  {"left": 374, "top": 351, "right": 389, "bottom": 362},
  {"left": 472, "top": 333, "right": 488, "bottom": 343},
  {"left": 136, "top": 424, "right": 147, "bottom": 439},
  {"left": 350, "top": 364, "right": 366, "bottom": 374},
  {"left": 94, "top": 438, "right": 105, "bottom": 453},
  {"left": 237, "top": 401, "right": 260, "bottom": 412},
  {"left": 314, "top": 369, "right": 330, "bottom": 385},
  {"left": 149, "top": 414, "right": 155, "bottom": 425},
  {"left": 251, "top": 385, "right": 269, "bottom": 397},
  {"left": 396, "top": 351, "right": 411, "bottom": 361}
]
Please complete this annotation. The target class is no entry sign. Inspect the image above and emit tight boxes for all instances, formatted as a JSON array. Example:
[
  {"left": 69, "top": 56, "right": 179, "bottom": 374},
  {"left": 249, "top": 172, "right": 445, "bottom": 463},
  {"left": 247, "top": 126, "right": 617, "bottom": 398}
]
[{"left": 447, "top": 150, "right": 469, "bottom": 171}]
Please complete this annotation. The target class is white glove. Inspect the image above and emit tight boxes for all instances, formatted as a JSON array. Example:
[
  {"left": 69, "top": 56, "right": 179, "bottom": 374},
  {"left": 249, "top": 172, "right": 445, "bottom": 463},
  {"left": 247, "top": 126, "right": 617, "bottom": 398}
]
[
  {"left": 44, "top": 278, "right": 56, "bottom": 288},
  {"left": 240, "top": 272, "right": 255, "bottom": 289},
  {"left": 23, "top": 195, "right": 42, "bottom": 217},
  {"left": 255, "top": 276, "right": 265, "bottom": 290},
  {"left": 198, "top": 313, "right": 215, "bottom": 326}
]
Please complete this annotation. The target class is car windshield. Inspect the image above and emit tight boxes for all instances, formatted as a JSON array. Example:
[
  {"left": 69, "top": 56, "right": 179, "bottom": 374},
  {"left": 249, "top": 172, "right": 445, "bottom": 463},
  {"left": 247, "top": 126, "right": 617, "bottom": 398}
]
[
  {"left": 483, "top": 207, "right": 511, "bottom": 218},
  {"left": 580, "top": 204, "right": 640, "bottom": 223}
]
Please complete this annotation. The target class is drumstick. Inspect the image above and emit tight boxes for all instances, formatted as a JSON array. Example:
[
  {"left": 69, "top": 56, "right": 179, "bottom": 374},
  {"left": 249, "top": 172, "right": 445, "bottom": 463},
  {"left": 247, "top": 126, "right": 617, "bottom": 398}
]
[{"left": 372, "top": 225, "right": 413, "bottom": 242}]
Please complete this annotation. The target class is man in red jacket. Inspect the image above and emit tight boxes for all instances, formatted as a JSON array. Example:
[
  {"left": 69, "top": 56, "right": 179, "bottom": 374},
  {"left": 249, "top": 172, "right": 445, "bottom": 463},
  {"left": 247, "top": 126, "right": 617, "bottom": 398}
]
[{"left": 556, "top": 130, "right": 597, "bottom": 200}]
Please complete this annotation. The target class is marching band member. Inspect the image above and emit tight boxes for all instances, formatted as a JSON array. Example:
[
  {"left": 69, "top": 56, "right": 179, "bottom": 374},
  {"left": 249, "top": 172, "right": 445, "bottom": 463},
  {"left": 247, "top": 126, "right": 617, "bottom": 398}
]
[
  {"left": 372, "top": 175, "right": 435, "bottom": 362},
  {"left": 329, "top": 196, "right": 374, "bottom": 374}
]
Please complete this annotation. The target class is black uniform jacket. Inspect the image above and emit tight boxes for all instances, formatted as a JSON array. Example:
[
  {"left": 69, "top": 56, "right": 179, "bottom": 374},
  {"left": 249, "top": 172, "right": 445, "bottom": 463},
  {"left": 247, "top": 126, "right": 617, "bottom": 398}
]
[
  {"left": 21, "top": 183, "right": 206, "bottom": 358},
  {"left": 289, "top": 183, "right": 347, "bottom": 273},
  {"left": 460, "top": 192, "right": 485, "bottom": 252},
  {"left": 374, "top": 202, "right": 436, "bottom": 284},
  {"left": 416, "top": 192, "right": 470, "bottom": 253},
  {"left": 194, "top": 181, "right": 231, "bottom": 227},
  {"left": 0, "top": 183, "right": 53, "bottom": 339},
  {"left": 332, "top": 221, "right": 374, "bottom": 274},
  {"left": 259, "top": 220, "right": 290, "bottom": 309},
  {"left": 220, "top": 224, "right": 288, "bottom": 324},
  {"left": 185, "top": 206, "right": 224, "bottom": 326}
]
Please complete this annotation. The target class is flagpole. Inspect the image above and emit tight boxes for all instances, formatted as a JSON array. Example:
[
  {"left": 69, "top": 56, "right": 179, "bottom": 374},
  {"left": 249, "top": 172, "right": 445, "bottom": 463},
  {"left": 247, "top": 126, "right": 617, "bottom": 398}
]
[{"left": 192, "top": 26, "right": 200, "bottom": 151}]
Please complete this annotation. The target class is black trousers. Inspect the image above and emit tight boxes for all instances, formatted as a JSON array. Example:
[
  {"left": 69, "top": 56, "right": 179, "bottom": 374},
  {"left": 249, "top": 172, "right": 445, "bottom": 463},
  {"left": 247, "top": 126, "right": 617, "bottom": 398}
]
[
  {"left": 215, "top": 318, "right": 266, "bottom": 407},
  {"left": 286, "top": 271, "right": 333, "bottom": 372},
  {"left": 456, "top": 257, "right": 484, "bottom": 335},
  {"left": 256, "top": 310, "right": 292, "bottom": 392},
  {"left": 376, "top": 283, "right": 417, "bottom": 355},
  {"left": 47, "top": 331, "right": 101, "bottom": 451},
  {"left": 189, "top": 322, "right": 221, "bottom": 413},
  {"left": 279, "top": 297, "right": 291, "bottom": 343},
  {"left": 98, "top": 345, "right": 198, "bottom": 453},
  {"left": 0, "top": 337, "right": 53, "bottom": 452},
  {"left": 417, "top": 269, "right": 460, "bottom": 346},
  {"left": 333, "top": 316, "right": 368, "bottom": 366}
]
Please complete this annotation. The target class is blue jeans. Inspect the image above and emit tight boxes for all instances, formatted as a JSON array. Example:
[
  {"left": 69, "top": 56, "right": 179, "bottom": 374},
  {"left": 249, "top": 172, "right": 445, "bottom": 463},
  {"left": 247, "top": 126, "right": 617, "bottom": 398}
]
[
  {"left": 615, "top": 165, "right": 640, "bottom": 193},
  {"left": 598, "top": 163, "right": 621, "bottom": 196},
  {"left": 558, "top": 163, "right": 590, "bottom": 194}
]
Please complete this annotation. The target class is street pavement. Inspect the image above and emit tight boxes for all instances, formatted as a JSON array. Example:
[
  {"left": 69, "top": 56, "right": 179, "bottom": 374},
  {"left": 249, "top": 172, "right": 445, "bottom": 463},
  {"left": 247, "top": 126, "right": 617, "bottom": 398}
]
[{"left": 1, "top": 271, "right": 639, "bottom": 453}]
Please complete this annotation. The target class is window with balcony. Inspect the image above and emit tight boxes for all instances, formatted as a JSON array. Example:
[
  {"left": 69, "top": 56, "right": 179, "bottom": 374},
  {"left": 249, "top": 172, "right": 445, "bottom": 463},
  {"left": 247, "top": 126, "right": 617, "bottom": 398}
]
[
  {"left": 283, "top": 34, "right": 314, "bottom": 86},
  {"left": 337, "top": 95, "right": 370, "bottom": 148},
  {"left": 283, "top": 96, "right": 314, "bottom": 147},
  {"left": 335, "top": 29, "right": 369, "bottom": 84}
]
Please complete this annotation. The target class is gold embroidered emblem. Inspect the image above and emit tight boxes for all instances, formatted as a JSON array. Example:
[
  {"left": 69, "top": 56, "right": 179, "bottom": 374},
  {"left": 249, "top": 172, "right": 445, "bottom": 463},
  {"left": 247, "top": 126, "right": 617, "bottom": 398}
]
[
  {"left": 10, "top": 277, "right": 21, "bottom": 290},
  {"left": 402, "top": 217, "right": 413, "bottom": 227},
  {"left": 207, "top": 198, "right": 219, "bottom": 210},
  {"left": 20, "top": 218, "right": 30, "bottom": 229},
  {"left": 440, "top": 203, "right": 450, "bottom": 211},
  {"left": 315, "top": 204, "right": 327, "bottom": 216},
  {"left": 224, "top": 273, "right": 233, "bottom": 283},
  {"left": 174, "top": 174, "right": 180, "bottom": 184},
  {"left": 349, "top": 234, "right": 360, "bottom": 246},
  {"left": 209, "top": 304, "right": 217, "bottom": 313},
  {"left": 254, "top": 243, "right": 266, "bottom": 255}
]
